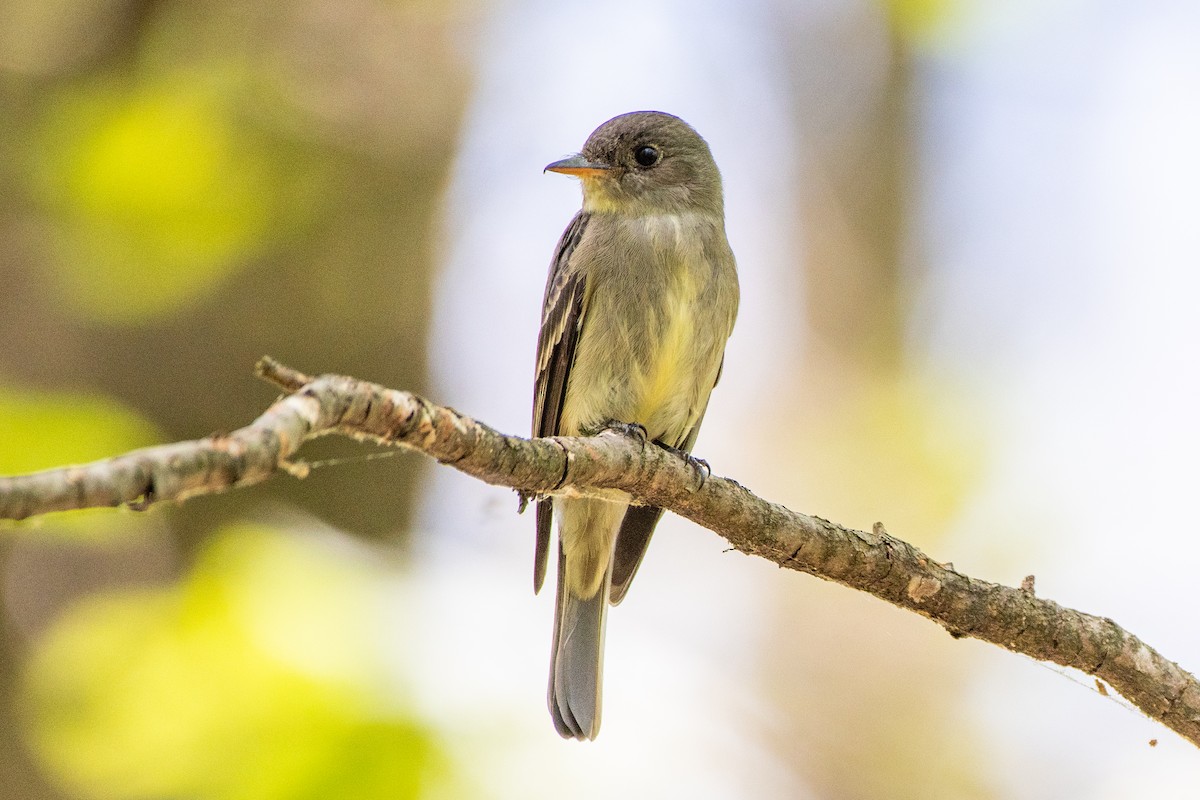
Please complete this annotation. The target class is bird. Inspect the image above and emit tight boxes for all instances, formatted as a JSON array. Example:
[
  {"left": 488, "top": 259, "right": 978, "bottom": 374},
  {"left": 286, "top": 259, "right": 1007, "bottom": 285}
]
[{"left": 532, "top": 111, "right": 739, "bottom": 739}]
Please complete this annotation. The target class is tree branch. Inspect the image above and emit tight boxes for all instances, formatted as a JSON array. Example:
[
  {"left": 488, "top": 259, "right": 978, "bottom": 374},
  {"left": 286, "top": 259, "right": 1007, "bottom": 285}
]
[{"left": 2, "top": 356, "right": 1197, "bottom": 746}]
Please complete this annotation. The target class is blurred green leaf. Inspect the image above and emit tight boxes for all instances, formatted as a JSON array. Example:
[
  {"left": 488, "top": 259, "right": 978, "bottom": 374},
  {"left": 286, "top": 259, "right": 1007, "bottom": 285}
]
[
  {"left": 22, "top": 523, "right": 449, "bottom": 800},
  {"left": 0, "top": 387, "right": 161, "bottom": 476},
  {"left": 791, "top": 372, "right": 985, "bottom": 546},
  {"left": 0, "top": 385, "right": 165, "bottom": 533},
  {"left": 879, "top": 0, "right": 960, "bottom": 45},
  {"left": 32, "top": 73, "right": 286, "bottom": 323},
  {"left": 0, "top": 387, "right": 159, "bottom": 479}
]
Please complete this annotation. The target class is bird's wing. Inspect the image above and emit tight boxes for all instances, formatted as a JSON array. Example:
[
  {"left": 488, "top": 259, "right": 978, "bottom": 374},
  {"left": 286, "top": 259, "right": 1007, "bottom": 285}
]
[{"left": 532, "top": 212, "right": 590, "bottom": 594}]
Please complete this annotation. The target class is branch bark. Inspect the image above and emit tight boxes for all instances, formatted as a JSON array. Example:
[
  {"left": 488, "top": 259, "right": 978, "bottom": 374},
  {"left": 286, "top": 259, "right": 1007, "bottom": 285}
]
[{"left": 2, "top": 357, "right": 1198, "bottom": 746}]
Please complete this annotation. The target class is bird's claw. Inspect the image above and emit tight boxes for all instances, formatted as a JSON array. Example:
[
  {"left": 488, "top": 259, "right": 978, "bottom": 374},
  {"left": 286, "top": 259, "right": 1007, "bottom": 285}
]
[
  {"left": 688, "top": 455, "right": 712, "bottom": 489},
  {"left": 596, "top": 419, "right": 649, "bottom": 444}
]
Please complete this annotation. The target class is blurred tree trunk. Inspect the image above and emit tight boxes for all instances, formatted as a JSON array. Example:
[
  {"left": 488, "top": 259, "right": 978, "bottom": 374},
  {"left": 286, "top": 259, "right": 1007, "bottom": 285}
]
[{"left": 769, "top": 8, "right": 990, "bottom": 797}]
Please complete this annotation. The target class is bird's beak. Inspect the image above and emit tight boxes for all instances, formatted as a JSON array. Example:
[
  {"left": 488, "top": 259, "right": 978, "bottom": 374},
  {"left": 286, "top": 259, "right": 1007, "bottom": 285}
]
[{"left": 544, "top": 154, "right": 611, "bottom": 177}]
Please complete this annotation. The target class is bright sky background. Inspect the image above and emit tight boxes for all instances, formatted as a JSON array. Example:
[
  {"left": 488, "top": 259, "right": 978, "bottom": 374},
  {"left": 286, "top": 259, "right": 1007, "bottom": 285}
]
[{"left": 414, "top": 0, "right": 1200, "bottom": 796}]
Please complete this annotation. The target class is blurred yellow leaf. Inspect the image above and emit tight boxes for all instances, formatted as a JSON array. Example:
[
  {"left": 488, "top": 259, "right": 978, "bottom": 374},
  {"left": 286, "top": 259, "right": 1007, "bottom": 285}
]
[
  {"left": 879, "top": 0, "right": 960, "bottom": 45},
  {"left": 793, "top": 372, "right": 985, "bottom": 546},
  {"left": 22, "top": 523, "right": 449, "bottom": 800},
  {"left": 33, "top": 74, "right": 278, "bottom": 323},
  {"left": 0, "top": 386, "right": 163, "bottom": 534},
  {"left": 0, "top": 387, "right": 160, "bottom": 476}
]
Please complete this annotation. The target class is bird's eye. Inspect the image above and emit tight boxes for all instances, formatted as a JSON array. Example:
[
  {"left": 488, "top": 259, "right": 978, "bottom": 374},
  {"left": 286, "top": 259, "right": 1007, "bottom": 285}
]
[{"left": 633, "top": 145, "right": 660, "bottom": 167}]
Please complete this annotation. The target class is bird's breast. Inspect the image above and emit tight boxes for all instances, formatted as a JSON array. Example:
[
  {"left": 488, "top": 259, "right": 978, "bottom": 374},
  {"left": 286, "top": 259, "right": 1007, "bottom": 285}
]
[
  {"left": 560, "top": 213, "right": 735, "bottom": 444},
  {"left": 627, "top": 263, "right": 699, "bottom": 423}
]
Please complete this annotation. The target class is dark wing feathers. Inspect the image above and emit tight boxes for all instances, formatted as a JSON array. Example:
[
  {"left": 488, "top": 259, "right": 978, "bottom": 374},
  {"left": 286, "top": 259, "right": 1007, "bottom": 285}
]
[
  {"left": 532, "top": 213, "right": 590, "bottom": 593},
  {"left": 607, "top": 505, "right": 665, "bottom": 605}
]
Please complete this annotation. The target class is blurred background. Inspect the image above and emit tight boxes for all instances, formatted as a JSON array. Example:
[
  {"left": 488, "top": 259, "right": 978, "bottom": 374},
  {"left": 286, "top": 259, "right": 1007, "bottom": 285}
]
[{"left": 2, "top": 0, "right": 1200, "bottom": 797}]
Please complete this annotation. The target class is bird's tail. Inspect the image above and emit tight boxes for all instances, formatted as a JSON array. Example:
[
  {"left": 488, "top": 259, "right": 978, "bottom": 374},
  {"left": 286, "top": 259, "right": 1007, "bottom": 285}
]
[{"left": 548, "top": 546, "right": 610, "bottom": 741}]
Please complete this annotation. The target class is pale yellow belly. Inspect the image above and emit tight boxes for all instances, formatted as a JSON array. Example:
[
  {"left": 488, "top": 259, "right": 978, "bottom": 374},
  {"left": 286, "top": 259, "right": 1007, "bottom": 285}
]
[{"left": 560, "top": 267, "right": 718, "bottom": 448}]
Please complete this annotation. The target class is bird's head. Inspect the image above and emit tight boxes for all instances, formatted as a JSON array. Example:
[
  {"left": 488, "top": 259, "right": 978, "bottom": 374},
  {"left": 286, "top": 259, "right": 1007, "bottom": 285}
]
[{"left": 545, "top": 111, "right": 723, "bottom": 217}]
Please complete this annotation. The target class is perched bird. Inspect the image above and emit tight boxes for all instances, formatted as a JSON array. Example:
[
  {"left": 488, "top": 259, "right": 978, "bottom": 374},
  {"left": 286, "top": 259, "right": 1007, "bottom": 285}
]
[{"left": 532, "top": 111, "right": 739, "bottom": 739}]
